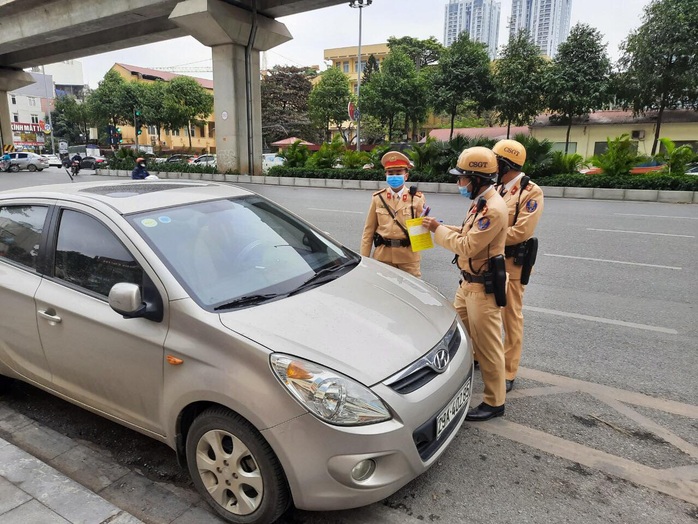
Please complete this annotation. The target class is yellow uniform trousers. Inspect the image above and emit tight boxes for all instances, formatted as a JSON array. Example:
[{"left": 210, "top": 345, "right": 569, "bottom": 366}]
[
  {"left": 501, "top": 278, "right": 525, "bottom": 381},
  {"left": 454, "top": 282, "right": 506, "bottom": 407}
]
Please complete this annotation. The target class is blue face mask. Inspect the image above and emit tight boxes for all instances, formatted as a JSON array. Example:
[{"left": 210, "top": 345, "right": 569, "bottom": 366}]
[
  {"left": 386, "top": 174, "right": 405, "bottom": 188},
  {"left": 458, "top": 185, "right": 472, "bottom": 199}
]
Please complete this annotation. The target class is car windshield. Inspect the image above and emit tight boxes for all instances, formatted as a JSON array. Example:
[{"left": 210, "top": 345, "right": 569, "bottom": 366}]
[{"left": 127, "top": 195, "right": 358, "bottom": 309}]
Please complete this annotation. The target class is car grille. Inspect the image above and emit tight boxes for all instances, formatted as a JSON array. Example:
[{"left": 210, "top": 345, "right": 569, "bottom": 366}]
[
  {"left": 385, "top": 322, "right": 461, "bottom": 395},
  {"left": 412, "top": 369, "right": 472, "bottom": 461}
]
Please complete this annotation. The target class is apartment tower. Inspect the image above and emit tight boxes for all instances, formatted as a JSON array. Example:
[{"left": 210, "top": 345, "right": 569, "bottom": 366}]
[
  {"left": 444, "top": 0, "right": 502, "bottom": 60},
  {"left": 509, "top": 0, "right": 572, "bottom": 58}
]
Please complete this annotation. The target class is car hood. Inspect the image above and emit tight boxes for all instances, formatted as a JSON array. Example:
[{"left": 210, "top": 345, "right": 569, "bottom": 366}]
[{"left": 218, "top": 259, "right": 456, "bottom": 385}]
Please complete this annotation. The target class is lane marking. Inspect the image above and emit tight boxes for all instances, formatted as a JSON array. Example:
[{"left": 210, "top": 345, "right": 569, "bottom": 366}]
[
  {"left": 587, "top": 228, "right": 695, "bottom": 238},
  {"left": 614, "top": 213, "right": 698, "bottom": 220},
  {"left": 308, "top": 208, "right": 363, "bottom": 214},
  {"left": 544, "top": 253, "right": 682, "bottom": 270},
  {"left": 523, "top": 305, "right": 678, "bottom": 335}
]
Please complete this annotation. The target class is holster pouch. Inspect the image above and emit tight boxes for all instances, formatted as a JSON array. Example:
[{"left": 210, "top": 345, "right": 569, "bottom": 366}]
[
  {"left": 373, "top": 233, "right": 384, "bottom": 247},
  {"left": 520, "top": 237, "right": 538, "bottom": 285},
  {"left": 490, "top": 255, "right": 507, "bottom": 307}
]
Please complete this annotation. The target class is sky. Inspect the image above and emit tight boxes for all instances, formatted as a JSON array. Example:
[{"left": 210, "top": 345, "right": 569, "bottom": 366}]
[{"left": 79, "top": 0, "right": 651, "bottom": 88}]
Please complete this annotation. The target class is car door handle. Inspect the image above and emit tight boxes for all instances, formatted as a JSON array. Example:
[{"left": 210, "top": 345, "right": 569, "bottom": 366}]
[{"left": 38, "top": 309, "right": 62, "bottom": 324}]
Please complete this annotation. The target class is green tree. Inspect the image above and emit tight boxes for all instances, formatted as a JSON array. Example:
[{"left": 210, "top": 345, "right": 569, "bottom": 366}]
[
  {"left": 544, "top": 23, "right": 611, "bottom": 154},
  {"left": 51, "top": 95, "right": 93, "bottom": 146},
  {"left": 656, "top": 137, "right": 695, "bottom": 175},
  {"left": 164, "top": 76, "right": 214, "bottom": 149},
  {"left": 137, "top": 81, "right": 169, "bottom": 150},
  {"left": 361, "top": 54, "right": 380, "bottom": 85},
  {"left": 308, "top": 67, "right": 351, "bottom": 143},
  {"left": 429, "top": 33, "right": 493, "bottom": 141},
  {"left": 261, "top": 66, "right": 316, "bottom": 147},
  {"left": 493, "top": 30, "right": 548, "bottom": 138},
  {"left": 617, "top": 0, "right": 698, "bottom": 155},
  {"left": 88, "top": 70, "right": 132, "bottom": 127},
  {"left": 387, "top": 36, "right": 444, "bottom": 70}
]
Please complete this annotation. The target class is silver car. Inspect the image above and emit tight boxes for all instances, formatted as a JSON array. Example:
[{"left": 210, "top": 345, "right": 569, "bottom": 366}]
[
  {"left": 0, "top": 180, "right": 473, "bottom": 524},
  {"left": 5, "top": 151, "right": 49, "bottom": 171}
]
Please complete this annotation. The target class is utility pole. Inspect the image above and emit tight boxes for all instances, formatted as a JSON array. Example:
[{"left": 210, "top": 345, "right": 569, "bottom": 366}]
[{"left": 349, "top": 0, "right": 372, "bottom": 152}]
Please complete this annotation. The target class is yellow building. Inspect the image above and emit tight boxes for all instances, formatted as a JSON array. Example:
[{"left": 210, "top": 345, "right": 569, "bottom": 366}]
[
  {"left": 110, "top": 63, "right": 216, "bottom": 153},
  {"left": 323, "top": 43, "right": 389, "bottom": 95},
  {"left": 530, "top": 110, "right": 698, "bottom": 158}
]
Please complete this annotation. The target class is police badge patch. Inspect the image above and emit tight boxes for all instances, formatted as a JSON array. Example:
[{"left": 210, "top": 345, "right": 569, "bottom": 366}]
[
  {"left": 526, "top": 200, "right": 538, "bottom": 212},
  {"left": 477, "top": 217, "right": 490, "bottom": 230}
]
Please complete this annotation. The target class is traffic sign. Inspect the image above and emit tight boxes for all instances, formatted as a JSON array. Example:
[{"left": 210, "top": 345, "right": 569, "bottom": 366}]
[
  {"left": 43, "top": 122, "right": 52, "bottom": 134},
  {"left": 58, "top": 141, "right": 68, "bottom": 154}
]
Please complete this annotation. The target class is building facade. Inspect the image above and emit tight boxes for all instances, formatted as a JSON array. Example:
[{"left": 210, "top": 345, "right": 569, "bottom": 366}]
[
  {"left": 444, "top": 0, "right": 501, "bottom": 60},
  {"left": 111, "top": 63, "right": 216, "bottom": 153},
  {"left": 508, "top": 0, "right": 572, "bottom": 58},
  {"left": 6, "top": 72, "right": 54, "bottom": 152},
  {"left": 323, "top": 43, "right": 390, "bottom": 95}
]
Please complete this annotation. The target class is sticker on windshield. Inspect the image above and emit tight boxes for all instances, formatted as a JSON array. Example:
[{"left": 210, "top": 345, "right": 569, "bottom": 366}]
[
  {"left": 141, "top": 218, "right": 158, "bottom": 228},
  {"left": 158, "top": 216, "right": 171, "bottom": 224}
]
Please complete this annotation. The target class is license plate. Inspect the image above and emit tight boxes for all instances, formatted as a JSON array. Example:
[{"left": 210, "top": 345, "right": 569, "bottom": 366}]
[{"left": 436, "top": 377, "right": 471, "bottom": 440}]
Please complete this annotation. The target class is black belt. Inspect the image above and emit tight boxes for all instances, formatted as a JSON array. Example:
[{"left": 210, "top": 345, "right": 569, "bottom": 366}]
[
  {"left": 460, "top": 271, "right": 485, "bottom": 283},
  {"left": 383, "top": 238, "right": 411, "bottom": 247},
  {"left": 505, "top": 244, "right": 521, "bottom": 258}
]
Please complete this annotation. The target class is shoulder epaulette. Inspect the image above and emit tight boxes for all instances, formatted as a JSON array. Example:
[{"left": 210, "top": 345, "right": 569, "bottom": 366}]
[
  {"left": 373, "top": 188, "right": 387, "bottom": 196},
  {"left": 415, "top": 191, "right": 423, "bottom": 197}
]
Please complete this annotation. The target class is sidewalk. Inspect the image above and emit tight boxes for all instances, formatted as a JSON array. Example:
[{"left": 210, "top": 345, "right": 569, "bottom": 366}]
[{"left": 0, "top": 436, "right": 142, "bottom": 524}]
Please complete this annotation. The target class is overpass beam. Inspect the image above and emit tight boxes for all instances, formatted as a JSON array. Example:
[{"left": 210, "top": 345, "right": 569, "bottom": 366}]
[
  {"left": 0, "top": 69, "right": 34, "bottom": 149},
  {"left": 170, "top": 0, "right": 292, "bottom": 175}
]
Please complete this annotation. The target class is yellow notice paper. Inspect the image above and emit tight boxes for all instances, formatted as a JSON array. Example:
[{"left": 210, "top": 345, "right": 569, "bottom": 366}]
[{"left": 406, "top": 217, "right": 434, "bottom": 252}]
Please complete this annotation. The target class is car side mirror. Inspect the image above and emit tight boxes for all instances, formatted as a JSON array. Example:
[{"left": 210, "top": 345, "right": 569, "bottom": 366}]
[{"left": 109, "top": 283, "right": 147, "bottom": 318}]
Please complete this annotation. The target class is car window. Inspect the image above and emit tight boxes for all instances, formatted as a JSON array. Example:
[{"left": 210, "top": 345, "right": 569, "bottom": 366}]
[
  {"left": 128, "top": 196, "right": 356, "bottom": 308},
  {"left": 0, "top": 205, "right": 48, "bottom": 270},
  {"left": 54, "top": 210, "right": 143, "bottom": 297},
  {"left": 18, "top": 153, "right": 28, "bottom": 159}
]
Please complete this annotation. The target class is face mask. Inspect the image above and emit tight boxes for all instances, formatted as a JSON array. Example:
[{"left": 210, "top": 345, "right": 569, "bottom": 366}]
[
  {"left": 386, "top": 174, "right": 405, "bottom": 188},
  {"left": 458, "top": 185, "right": 472, "bottom": 199},
  {"left": 139, "top": 163, "right": 146, "bottom": 168}
]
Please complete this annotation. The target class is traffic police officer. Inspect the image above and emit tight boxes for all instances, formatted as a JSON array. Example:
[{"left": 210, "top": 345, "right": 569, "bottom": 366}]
[
  {"left": 422, "top": 147, "right": 508, "bottom": 421},
  {"left": 492, "top": 139, "right": 544, "bottom": 393},
  {"left": 360, "top": 151, "right": 426, "bottom": 278}
]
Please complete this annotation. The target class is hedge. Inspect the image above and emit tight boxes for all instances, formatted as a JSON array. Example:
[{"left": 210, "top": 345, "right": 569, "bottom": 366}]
[{"left": 536, "top": 173, "right": 698, "bottom": 191}]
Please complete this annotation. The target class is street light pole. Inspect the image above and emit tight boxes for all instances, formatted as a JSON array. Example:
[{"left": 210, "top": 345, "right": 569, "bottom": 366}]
[
  {"left": 349, "top": 0, "right": 371, "bottom": 153},
  {"left": 41, "top": 65, "right": 56, "bottom": 154}
]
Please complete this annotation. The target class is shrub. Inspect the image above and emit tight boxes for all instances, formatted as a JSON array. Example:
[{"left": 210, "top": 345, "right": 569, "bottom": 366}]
[
  {"left": 590, "top": 134, "right": 647, "bottom": 177},
  {"left": 536, "top": 172, "right": 698, "bottom": 191},
  {"left": 551, "top": 151, "right": 587, "bottom": 175},
  {"left": 277, "top": 140, "right": 310, "bottom": 168},
  {"left": 655, "top": 138, "right": 695, "bottom": 175}
]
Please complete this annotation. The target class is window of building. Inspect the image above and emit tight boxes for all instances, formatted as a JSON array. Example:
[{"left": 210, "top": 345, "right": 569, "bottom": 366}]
[
  {"left": 343, "top": 61, "right": 349, "bottom": 73},
  {"left": 12, "top": 113, "right": 19, "bottom": 123},
  {"left": 147, "top": 125, "right": 157, "bottom": 136},
  {"left": 0, "top": 205, "right": 48, "bottom": 270},
  {"left": 53, "top": 210, "right": 143, "bottom": 297},
  {"left": 30, "top": 114, "right": 39, "bottom": 124},
  {"left": 28, "top": 97, "right": 37, "bottom": 107},
  {"left": 172, "top": 129, "right": 180, "bottom": 137},
  {"left": 551, "top": 142, "right": 577, "bottom": 154},
  {"left": 10, "top": 95, "right": 16, "bottom": 105},
  {"left": 189, "top": 126, "right": 196, "bottom": 138},
  {"left": 594, "top": 140, "right": 638, "bottom": 156}
]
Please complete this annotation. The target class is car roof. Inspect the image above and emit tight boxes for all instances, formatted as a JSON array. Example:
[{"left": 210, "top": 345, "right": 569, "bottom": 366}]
[{"left": 0, "top": 180, "right": 253, "bottom": 215}]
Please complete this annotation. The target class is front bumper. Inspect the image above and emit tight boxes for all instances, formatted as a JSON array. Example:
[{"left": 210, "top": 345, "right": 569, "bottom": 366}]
[{"left": 262, "top": 326, "right": 473, "bottom": 511}]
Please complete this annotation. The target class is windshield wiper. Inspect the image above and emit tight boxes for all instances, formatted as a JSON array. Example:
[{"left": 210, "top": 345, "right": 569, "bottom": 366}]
[
  {"left": 289, "top": 259, "right": 359, "bottom": 296},
  {"left": 214, "top": 293, "right": 283, "bottom": 311}
]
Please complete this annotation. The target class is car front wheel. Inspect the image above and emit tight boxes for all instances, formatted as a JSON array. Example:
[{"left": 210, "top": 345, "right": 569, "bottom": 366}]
[
  {"left": 28, "top": 164, "right": 37, "bottom": 172},
  {"left": 9, "top": 165, "right": 19, "bottom": 172},
  {"left": 186, "top": 407, "right": 290, "bottom": 524}
]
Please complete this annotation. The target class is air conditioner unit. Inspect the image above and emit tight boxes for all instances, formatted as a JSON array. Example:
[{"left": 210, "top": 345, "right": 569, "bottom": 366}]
[{"left": 631, "top": 130, "right": 645, "bottom": 140}]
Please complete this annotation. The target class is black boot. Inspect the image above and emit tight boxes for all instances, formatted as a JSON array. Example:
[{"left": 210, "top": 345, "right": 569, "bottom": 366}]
[
  {"left": 465, "top": 402, "right": 505, "bottom": 421},
  {"left": 506, "top": 379, "right": 515, "bottom": 393}
]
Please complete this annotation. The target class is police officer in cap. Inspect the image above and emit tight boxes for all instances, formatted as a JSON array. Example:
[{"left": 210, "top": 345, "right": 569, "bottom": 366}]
[
  {"left": 492, "top": 139, "right": 544, "bottom": 393},
  {"left": 422, "top": 147, "right": 508, "bottom": 421},
  {"left": 361, "top": 151, "right": 426, "bottom": 278}
]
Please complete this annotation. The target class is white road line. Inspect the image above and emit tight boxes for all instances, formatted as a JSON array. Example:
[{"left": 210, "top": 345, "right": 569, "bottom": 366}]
[
  {"left": 614, "top": 213, "right": 698, "bottom": 220},
  {"left": 587, "top": 228, "right": 695, "bottom": 238},
  {"left": 544, "top": 253, "right": 682, "bottom": 270},
  {"left": 523, "top": 305, "right": 678, "bottom": 335},
  {"left": 308, "top": 208, "right": 364, "bottom": 214}
]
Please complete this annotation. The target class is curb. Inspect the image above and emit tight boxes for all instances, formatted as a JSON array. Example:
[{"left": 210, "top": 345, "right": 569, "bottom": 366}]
[{"left": 96, "top": 170, "right": 697, "bottom": 204}]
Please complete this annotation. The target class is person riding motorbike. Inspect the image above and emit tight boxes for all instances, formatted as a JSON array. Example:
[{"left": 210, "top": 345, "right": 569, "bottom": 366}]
[
  {"left": 70, "top": 153, "right": 83, "bottom": 176},
  {"left": 0, "top": 152, "right": 11, "bottom": 172},
  {"left": 131, "top": 157, "right": 151, "bottom": 180}
]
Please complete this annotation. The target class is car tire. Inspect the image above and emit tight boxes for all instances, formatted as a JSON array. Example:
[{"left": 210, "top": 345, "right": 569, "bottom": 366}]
[
  {"left": 0, "top": 375, "right": 14, "bottom": 394},
  {"left": 9, "top": 165, "right": 19, "bottom": 173},
  {"left": 28, "top": 164, "right": 37, "bottom": 172},
  {"left": 185, "top": 407, "right": 290, "bottom": 524}
]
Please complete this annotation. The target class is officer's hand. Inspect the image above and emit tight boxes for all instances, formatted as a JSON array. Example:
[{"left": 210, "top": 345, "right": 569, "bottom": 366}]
[{"left": 422, "top": 217, "right": 439, "bottom": 232}]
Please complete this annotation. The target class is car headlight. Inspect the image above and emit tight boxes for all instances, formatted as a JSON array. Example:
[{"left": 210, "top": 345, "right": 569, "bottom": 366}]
[{"left": 270, "top": 354, "right": 391, "bottom": 426}]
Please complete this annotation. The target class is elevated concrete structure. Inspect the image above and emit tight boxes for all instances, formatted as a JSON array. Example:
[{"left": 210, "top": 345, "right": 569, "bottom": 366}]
[{"left": 0, "top": 0, "right": 347, "bottom": 172}]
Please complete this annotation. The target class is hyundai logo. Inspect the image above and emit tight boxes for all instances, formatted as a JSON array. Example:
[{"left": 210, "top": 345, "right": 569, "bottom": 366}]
[{"left": 431, "top": 348, "right": 450, "bottom": 373}]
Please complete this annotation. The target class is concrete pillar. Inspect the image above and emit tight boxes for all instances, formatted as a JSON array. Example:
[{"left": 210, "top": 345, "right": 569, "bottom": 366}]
[
  {"left": 169, "top": 0, "right": 291, "bottom": 175},
  {"left": 0, "top": 69, "right": 34, "bottom": 149}
]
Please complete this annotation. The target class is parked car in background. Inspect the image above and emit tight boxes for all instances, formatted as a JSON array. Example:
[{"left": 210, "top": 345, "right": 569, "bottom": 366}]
[
  {"left": 165, "top": 154, "right": 195, "bottom": 164},
  {"left": 44, "top": 154, "right": 63, "bottom": 167},
  {"left": 4, "top": 152, "right": 49, "bottom": 172},
  {"left": 192, "top": 154, "right": 216, "bottom": 167},
  {"left": 80, "top": 156, "right": 108, "bottom": 170},
  {"left": 262, "top": 153, "right": 285, "bottom": 173},
  {"left": 686, "top": 164, "right": 698, "bottom": 175},
  {"left": 0, "top": 180, "right": 474, "bottom": 524}
]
